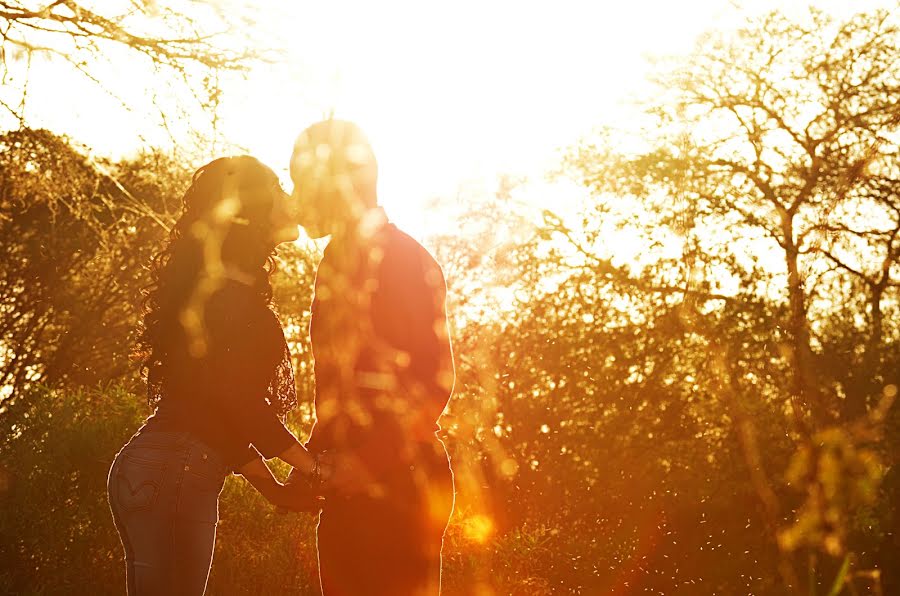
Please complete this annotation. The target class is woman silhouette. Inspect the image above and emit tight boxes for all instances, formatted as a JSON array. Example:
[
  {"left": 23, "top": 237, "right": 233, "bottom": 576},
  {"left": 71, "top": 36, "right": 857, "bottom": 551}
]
[{"left": 107, "top": 156, "right": 324, "bottom": 595}]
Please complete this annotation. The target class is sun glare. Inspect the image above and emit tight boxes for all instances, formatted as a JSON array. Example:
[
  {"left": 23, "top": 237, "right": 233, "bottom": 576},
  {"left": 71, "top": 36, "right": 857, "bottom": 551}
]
[
  {"left": 5, "top": 0, "right": 900, "bottom": 593},
  {"left": 10, "top": 0, "right": 883, "bottom": 241},
  {"left": 214, "top": 0, "right": 748, "bottom": 240},
  {"left": 461, "top": 513, "right": 495, "bottom": 544}
]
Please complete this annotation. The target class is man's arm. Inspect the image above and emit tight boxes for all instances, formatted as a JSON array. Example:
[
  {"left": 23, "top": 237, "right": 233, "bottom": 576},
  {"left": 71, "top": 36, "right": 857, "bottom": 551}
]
[{"left": 329, "top": 240, "right": 454, "bottom": 491}]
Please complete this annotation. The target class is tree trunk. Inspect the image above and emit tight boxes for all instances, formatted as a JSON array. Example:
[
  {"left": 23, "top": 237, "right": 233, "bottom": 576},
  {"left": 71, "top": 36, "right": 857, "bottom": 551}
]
[{"left": 782, "top": 216, "right": 820, "bottom": 432}]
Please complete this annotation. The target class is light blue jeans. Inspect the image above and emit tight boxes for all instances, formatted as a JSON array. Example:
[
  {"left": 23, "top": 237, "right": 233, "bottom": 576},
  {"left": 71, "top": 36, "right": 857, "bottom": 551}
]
[{"left": 108, "top": 430, "right": 228, "bottom": 595}]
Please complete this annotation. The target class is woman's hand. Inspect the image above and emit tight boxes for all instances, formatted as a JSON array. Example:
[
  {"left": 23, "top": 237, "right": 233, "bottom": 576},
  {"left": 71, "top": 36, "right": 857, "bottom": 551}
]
[
  {"left": 268, "top": 481, "right": 324, "bottom": 512},
  {"left": 278, "top": 449, "right": 377, "bottom": 498},
  {"left": 238, "top": 456, "right": 321, "bottom": 512}
]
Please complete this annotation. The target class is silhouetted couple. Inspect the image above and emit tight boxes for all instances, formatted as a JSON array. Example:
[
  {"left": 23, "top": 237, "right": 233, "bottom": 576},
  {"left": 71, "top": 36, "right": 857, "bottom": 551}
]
[{"left": 107, "top": 120, "right": 456, "bottom": 595}]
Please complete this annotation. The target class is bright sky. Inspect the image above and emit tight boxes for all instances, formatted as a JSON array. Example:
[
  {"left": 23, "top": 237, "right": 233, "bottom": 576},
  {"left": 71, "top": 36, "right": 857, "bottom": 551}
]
[{"left": 5, "top": 0, "right": 895, "bottom": 237}]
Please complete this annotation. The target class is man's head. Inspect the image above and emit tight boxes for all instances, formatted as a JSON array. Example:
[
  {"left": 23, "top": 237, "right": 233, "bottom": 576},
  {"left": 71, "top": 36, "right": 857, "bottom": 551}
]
[{"left": 290, "top": 119, "right": 378, "bottom": 239}]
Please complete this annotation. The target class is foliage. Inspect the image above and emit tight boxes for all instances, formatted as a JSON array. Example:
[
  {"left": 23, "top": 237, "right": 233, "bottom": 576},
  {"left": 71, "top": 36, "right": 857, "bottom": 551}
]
[
  {"left": 0, "top": 0, "right": 268, "bottom": 132},
  {"left": 0, "top": 383, "right": 565, "bottom": 596},
  {"left": 429, "top": 6, "right": 900, "bottom": 595},
  {"left": 0, "top": 384, "right": 324, "bottom": 595},
  {"left": 0, "top": 128, "right": 189, "bottom": 398},
  {"left": 2, "top": 5, "right": 900, "bottom": 596}
]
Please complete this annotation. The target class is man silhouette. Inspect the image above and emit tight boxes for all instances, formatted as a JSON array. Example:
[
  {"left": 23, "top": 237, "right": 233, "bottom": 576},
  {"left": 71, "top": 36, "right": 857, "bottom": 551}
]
[{"left": 290, "top": 120, "right": 456, "bottom": 595}]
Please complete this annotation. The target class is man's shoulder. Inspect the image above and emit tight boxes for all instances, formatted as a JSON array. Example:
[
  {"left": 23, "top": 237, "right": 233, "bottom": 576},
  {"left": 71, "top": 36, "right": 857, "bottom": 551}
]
[
  {"left": 381, "top": 224, "right": 446, "bottom": 292},
  {"left": 383, "top": 224, "right": 438, "bottom": 268}
]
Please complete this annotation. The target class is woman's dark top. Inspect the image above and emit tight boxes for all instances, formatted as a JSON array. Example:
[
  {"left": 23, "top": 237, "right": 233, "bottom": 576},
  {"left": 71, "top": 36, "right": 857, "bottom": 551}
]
[
  {"left": 305, "top": 219, "right": 454, "bottom": 478},
  {"left": 143, "top": 280, "right": 299, "bottom": 471}
]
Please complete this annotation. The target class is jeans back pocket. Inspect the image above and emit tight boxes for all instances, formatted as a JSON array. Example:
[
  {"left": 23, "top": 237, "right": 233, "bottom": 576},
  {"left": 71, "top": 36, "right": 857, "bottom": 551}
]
[
  {"left": 177, "top": 444, "right": 226, "bottom": 523},
  {"left": 114, "top": 452, "right": 167, "bottom": 513}
]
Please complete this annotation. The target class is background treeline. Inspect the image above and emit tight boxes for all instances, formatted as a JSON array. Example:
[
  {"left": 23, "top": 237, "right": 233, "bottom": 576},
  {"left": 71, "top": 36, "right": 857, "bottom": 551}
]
[{"left": 1, "top": 6, "right": 899, "bottom": 596}]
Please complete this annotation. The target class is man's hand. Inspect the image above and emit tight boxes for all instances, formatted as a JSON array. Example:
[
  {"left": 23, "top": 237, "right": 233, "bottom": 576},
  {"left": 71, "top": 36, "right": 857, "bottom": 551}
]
[{"left": 274, "top": 472, "right": 325, "bottom": 513}]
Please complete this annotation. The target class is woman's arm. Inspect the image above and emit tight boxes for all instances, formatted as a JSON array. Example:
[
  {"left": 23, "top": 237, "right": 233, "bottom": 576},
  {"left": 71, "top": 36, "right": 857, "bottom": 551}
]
[
  {"left": 210, "top": 296, "right": 318, "bottom": 475},
  {"left": 237, "top": 457, "right": 284, "bottom": 503},
  {"left": 235, "top": 439, "right": 323, "bottom": 492},
  {"left": 237, "top": 456, "right": 312, "bottom": 510},
  {"left": 276, "top": 442, "right": 318, "bottom": 477},
  {"left": 240, "top": 452, "right": 333, "bottom": 512}
]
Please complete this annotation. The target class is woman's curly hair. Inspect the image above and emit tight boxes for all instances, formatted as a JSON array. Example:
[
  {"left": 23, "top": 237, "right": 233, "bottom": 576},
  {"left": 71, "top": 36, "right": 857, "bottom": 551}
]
[{"left": 136, "top": 156, "right": 283, "bottom": 406}]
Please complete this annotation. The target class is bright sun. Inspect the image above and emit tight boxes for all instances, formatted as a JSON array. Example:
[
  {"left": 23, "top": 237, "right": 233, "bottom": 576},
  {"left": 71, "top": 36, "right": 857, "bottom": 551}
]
[
  {"left": 215, "top": 0, "right": 739, "bottom": 240},
  {"left": 9, "top": 0, "right": 885, "bottom": 241}
]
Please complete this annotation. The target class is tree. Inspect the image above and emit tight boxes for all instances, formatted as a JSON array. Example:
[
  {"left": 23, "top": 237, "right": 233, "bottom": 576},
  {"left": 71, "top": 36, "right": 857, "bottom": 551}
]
[
  {"left": 0, "top": 128, "right": 188, "bottom": 401},
  {"left": 0, "top": 1, "right": 266, "bottom": 138},
  {"left": 564, "top": 6, "right": 900, "bottom": 593}
]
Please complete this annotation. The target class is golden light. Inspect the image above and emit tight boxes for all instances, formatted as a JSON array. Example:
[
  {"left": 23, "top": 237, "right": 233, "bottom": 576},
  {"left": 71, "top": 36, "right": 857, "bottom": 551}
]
[
  {"left": 7, "top": 0, "right": 885, "bottom": 242},
  {"left": 461, "top": 513, "right": 495, "bottom": 544},
  {"left": 500, "top": 458, "right": 519, "bottom": 477},
  {"left": 234, "top": 0, "right": 719, "bottom": 240},
  {"left": 224, "top": 0, "right": 882, "bottom": 242}
]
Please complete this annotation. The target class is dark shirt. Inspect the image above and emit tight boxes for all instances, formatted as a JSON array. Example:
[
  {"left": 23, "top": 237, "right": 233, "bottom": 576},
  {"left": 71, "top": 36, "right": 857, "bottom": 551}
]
[
  {"left": 144, "top": 280, "right": 299, "bottom": 471},
  {"left": 306, "top": 220, "right": 454, "bottom": 477}
]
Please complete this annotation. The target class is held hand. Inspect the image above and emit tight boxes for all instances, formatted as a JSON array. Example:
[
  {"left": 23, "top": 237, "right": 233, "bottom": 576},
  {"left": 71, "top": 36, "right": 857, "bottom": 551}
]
[
  {"left": 284, "top": 465, "right": 304, "bottom": 489},
  {"left": 270, "top": 478, "right": 324, "bottom": 513},
  {"left": 313, "top": 451, "right": 335, "bottom": 485},
  {"left": 239, "top": 457, "right": 319, "bottom": 513},
  {"left": 284, "top": 452, "right": 332, "bottom": 493}
]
